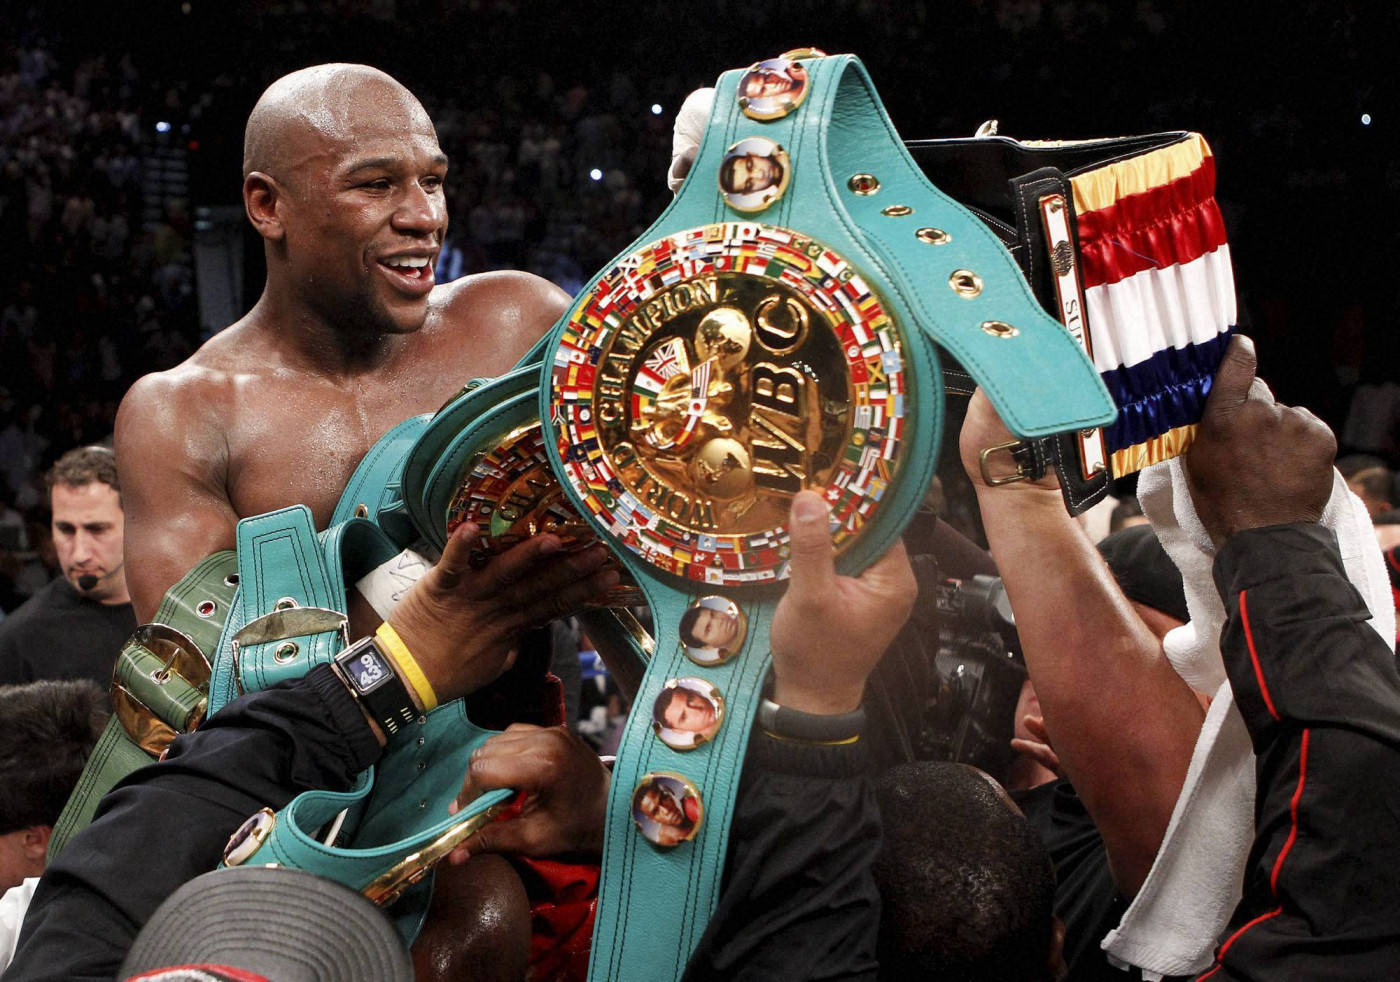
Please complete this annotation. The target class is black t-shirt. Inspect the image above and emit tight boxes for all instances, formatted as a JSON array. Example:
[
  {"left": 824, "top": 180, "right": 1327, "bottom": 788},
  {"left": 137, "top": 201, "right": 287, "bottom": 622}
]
[
  {"left": 1015, "top": 779, "right": 1134, "bottom": 982},
  {"left": 0, "top": 576, "right": 135, "bottom": 687}
]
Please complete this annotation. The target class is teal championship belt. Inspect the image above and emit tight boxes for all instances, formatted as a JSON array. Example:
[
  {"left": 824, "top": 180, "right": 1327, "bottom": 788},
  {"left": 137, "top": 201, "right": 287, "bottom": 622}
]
[{"left": 528, "top": 52, "right": 1117, "bottom": 979}]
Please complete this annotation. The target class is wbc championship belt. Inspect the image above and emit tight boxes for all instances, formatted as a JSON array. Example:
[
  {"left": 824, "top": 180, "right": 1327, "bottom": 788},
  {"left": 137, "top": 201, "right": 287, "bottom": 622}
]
[
  {"left": 526, "top": 52, "right": 1115, "bottom": 980},
  {"left": 399, "top": 51, "right": 1117, "bottom": 979}
]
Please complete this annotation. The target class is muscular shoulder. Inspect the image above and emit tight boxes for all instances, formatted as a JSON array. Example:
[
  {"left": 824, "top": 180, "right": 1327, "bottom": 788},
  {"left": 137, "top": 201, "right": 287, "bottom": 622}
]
[
  {"left": 425, "top": 271, "right": 571, "bottom": 373},
  {"left": 115, "top": 357, "right": 235, "bottom": 487}
]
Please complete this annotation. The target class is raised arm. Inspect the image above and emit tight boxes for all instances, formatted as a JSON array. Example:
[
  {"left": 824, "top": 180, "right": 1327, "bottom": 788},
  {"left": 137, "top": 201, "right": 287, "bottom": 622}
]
[
  {"left": 1183, "top": 337, "right": 1400, "bottom": 976},
  {"left": 959, "top": 394, "right": 1204, "bottom": 897},
  {"left": 114, "top": 370, "right": 240, "bottom": 621}
]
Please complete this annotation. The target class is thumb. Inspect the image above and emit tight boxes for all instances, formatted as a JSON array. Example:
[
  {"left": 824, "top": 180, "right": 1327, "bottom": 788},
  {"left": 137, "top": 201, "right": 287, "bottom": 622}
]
[
  {"left": 456, "top": 819, "right": 521, "bottom": 859},
  {"left": 785, "top": 490, "right": 835, "bottom": 604},
  {"left": 1203, "top": 334, "right": 1258, "bottom": 418}
]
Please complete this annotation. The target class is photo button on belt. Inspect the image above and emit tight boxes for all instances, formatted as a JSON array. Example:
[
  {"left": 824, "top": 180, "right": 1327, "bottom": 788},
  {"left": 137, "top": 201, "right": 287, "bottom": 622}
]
[
  {"left": 719, "top": 137, "right": 790, "bottom": 213},
  {"left": 737, "top": 57, "right": 810, "bottom": 121},
  {"left": 632, "top": 772, "right": 704, "bottom": 848},
  {"left": 680, "top": 596, "right": 747, "bottom": 667},
  {"left": 222, "top": 807, "right": 276, "bottom": 866},
  {"left": 652, "top": 677, "right": 726, "bottom": 751}
]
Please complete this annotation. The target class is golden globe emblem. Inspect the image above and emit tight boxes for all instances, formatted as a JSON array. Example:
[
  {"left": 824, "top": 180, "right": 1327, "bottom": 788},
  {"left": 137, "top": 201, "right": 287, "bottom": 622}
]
[{"left": 551, "top": 223, "right": 909, "bottom": 585}]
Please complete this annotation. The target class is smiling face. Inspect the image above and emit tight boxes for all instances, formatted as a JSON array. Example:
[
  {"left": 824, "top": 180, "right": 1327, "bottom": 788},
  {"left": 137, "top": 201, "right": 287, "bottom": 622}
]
[
  {"left": 742, "top": 68, "right": 798, "bottom": 100},
  {"left": 246, "top": 66, "right": 449, "bottom": 339}
]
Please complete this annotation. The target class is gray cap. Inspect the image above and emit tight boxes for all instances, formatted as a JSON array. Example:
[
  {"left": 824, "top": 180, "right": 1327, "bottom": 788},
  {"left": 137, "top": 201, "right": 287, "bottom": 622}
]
[{"left": 121, "top": 866, "right": 412, "bottom": 982}]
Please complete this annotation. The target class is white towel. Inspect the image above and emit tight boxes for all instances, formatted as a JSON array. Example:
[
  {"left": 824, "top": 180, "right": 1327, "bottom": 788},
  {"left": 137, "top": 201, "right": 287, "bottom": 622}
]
[
  {"left": 667, "top": 87, "right": 715, "bottom": 194},
  {"left": 1103, "top": 459, "right": 1394, "bottom": 978}
]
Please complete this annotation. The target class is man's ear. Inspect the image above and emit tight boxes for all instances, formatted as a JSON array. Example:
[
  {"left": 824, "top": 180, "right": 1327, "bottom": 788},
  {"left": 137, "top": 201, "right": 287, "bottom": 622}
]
[
  {"left": 23, "top": 826, "right": 51, "bottom": 863},
  {"left": 1046, "top": 915, "right": 1068, "bottom": 982},
  {"left": 244, "top": 171, "right": 286, "bottom": 242}
]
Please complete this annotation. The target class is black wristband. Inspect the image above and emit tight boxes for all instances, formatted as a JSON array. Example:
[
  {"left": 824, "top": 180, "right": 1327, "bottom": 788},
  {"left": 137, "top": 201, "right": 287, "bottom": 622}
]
[
  {"left": 757, "top": 698, "right": 865, "bottom": 745},
  {"left": 331, "top": 636, "right": 418, "bottom": 738}
]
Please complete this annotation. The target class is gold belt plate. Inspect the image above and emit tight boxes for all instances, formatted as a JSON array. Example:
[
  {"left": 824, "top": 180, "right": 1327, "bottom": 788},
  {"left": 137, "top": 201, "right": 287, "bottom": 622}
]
[{"left": 550, "top": 222, "right": 909, "bottom": 585}]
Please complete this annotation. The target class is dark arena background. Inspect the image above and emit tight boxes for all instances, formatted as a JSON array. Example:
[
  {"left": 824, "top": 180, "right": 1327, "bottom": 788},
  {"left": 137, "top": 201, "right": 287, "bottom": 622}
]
[{"left": 1, "top": 0, "right": 1396, "bottom": 522}]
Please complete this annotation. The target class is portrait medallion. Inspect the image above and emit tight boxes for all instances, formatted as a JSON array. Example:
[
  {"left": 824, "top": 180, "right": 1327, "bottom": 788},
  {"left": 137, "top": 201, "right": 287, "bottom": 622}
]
[
  {"left": 738, "top": 57, "right": 810, "bottom": 121},
  {"left": 652, "top": 677, "right": 726, "bottom": 750},
  {"left": 718, "top": 137, "right": 792, "bottom": 213},
  {"left": 550, "top": 222, "right": 908, "bottom": 586},
  {"left": 631, "top": 772, "right": 704, "bottom": 848}
]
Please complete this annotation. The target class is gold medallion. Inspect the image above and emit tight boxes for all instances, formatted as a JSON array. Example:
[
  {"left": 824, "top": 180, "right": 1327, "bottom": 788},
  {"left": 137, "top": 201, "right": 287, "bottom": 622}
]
[
  {"left": 551, "top": 222, "right": 908, "bottom": 585},
  {"left": 631, "top": 772, "right": 704, "bottom": 848},
  {"left": 222, "top": 807, "right": 276, "bottom": 866},
  {"left": 678, "top": 595, "right": 747, "bottom": 667},
  {"left": 718, "top": 138, "right": 791, "bottom": 213},
  {"left": 738, "top": 58, "right": 810, "bottom": 121},
  {"left": 651, "top": 677, "right": 726, "bottom": 750}
]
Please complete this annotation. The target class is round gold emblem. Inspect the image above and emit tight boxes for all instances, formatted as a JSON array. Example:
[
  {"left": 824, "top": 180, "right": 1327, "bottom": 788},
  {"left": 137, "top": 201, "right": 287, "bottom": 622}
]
[
  {"left": 550, "top": 223, "right": 908, "bottom": 585},
  {"left": 446, "top": 422, "right": 644, "bottom": 606},
  {"left": 651, "top": 677, "right": 726, "bottom": 750},
  {"left": 718, "top": 138, "right": 791, "bottom": 213}
]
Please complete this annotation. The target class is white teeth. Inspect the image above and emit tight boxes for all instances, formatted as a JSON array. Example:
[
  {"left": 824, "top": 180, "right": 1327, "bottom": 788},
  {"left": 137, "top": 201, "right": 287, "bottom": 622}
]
[{"left": 384, "top": 256, "right": 429, "bottom": 269}]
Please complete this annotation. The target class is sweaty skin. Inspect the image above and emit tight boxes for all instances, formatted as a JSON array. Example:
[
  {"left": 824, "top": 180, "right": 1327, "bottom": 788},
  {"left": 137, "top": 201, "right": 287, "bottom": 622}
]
[{"left": 115, "top": 65, "right": 570, "bottom": 621}]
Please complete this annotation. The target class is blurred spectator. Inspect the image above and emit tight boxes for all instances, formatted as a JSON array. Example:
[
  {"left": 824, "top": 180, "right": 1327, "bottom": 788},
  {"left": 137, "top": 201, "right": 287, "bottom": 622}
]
[
  {"left": 0, "top": 678, "right": 109, "bottom": 892},
  {"left": 0, "top": 446, "right": 135, "bottom": 687},
  {"left": 1347, "top": 464, "right": 1396, "bottom": 519}
]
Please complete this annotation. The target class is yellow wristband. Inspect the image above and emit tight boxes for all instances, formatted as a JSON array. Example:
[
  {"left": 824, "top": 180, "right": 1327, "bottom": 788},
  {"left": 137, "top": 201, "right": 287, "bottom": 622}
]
[{"left": 376, "top": 622, "right": 438, "bottom": 712}]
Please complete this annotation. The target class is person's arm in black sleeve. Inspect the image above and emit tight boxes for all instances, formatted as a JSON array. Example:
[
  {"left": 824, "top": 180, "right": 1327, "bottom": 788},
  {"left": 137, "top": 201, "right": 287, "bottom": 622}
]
[
  {"left": 1177, "top": 335, "right": 1400, "bottom": 979},
  {"left": 685, "top": 489, "right": 914, "bottom": 981},
  {"left": 1198, "top": 524, "right": 1400, "bottom": 979},
  {"left": 4, "top": 664, "right": 381, "bottom": 982},
  {"left": 684, "top": 732, "right": 881, "bottom": 982}
]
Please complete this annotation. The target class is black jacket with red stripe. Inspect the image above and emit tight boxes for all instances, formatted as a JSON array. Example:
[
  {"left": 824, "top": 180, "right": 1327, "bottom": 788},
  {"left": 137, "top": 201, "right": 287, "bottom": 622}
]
[{"left": 1199, "top": 523, "right": 1400, "bottom": 979}]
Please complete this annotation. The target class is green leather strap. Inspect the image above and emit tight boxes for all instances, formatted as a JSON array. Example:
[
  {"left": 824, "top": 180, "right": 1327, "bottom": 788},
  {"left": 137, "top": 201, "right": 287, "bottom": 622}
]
[
  {"left": 48, "top": 550, "right": 239, "bottom": 859},
  {"left": 330, "top": 412, "right": 432, "bottom": 550}
]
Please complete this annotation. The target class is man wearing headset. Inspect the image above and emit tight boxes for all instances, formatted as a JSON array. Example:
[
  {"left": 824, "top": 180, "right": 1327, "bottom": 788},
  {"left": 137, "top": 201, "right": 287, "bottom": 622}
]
[{"left": 0, "top": 445, "right": 134, "bottom": 687}]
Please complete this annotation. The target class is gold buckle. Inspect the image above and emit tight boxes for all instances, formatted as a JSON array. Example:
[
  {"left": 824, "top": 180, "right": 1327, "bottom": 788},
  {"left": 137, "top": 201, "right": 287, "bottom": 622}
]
[
  {"left": 113, "top": 624, "right": 214, "bottom": 756},
  {"left": 978, "top": 440, "right": 1034, "bottom": 487},
  {"left": 361, "top": 802, "right": 506, "bottom": 907}
]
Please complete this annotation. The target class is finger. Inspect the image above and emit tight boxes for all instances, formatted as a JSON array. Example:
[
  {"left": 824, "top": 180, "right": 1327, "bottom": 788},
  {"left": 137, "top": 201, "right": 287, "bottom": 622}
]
[
  {"left": 473, "top": 532, "right": 565, "bottom": 594},
  {"left": 514, "top": 566, "right": 620, "bottom": 627},
  {"left": 1202, "top": 335, "right": 1258, "bottom": 416},
  {"left": 507, "top": 545, "right": 612, "bottom": 607},
  {"left": 1022, "top": 714, "right": 1052, "bottom": 745},
  {"left": 785, "top": 490, "right": 835, "bottom": 606},
  {"left": 457, "top": 817, "right": 537, "bottom": 858},
  {"left": 1010, "top": 737, "right": 1062, "bottom": 773},
  {"left": 455, "top": 734, "right": 559, "bottom": 809},
  {"left": 433, "top": 522, "right": 485, "bottom": 590}
]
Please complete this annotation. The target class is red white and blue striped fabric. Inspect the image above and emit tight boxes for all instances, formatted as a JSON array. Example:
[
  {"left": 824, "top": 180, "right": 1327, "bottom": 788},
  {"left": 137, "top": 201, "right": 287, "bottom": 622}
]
[{"left": 1072, "top": 134, "right": 1236, "bottom": 477}]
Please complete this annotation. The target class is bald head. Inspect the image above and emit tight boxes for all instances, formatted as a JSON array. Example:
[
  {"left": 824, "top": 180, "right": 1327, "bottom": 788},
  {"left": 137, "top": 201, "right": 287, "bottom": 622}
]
[{"left": 243, "top": 64, "right": 435, "bottom": 180}]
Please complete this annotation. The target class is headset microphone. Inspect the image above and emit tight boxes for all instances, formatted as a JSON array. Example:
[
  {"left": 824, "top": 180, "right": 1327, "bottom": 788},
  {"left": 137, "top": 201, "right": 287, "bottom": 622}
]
[{"left": 77, "top": 574, "right": 99, "bottom": 591}]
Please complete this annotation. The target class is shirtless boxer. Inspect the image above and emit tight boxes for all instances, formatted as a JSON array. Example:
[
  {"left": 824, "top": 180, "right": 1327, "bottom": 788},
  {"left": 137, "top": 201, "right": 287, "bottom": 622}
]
[
  {"left": 114, "top": 63, "right": 576, "bottom": 621},
  {"left": 111, "top": 64, "right": 611, "bottom": 982}
]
